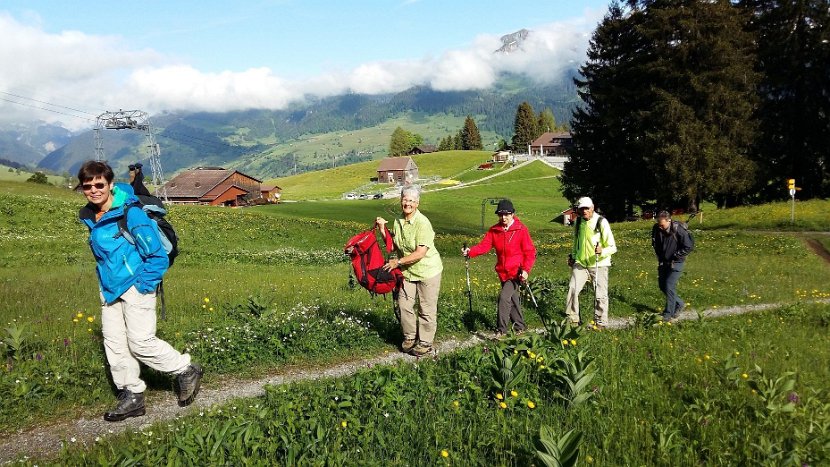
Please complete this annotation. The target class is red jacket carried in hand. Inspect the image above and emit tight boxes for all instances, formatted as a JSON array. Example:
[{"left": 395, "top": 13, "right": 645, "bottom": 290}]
[{"left": 468, "top": 217, "right": 537, "bottom": 282}]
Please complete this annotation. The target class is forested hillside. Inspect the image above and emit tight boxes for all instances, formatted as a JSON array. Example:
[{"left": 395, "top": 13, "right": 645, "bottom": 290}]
[{"left": 36, "top": 73, "right": 579, "bottom": 178}]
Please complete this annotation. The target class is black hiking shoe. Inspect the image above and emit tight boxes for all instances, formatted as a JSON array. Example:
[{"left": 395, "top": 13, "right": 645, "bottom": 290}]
[
  {"left": 176, "top": 363, "right": 204, "bottom": 407},
  {"left": 103, "top": 389, "right": 146, "bottom": 422}
]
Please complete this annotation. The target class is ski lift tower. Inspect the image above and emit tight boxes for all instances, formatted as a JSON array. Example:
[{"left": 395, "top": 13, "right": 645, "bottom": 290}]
[{"left": 94, "top": 110, "right": 167, "bottom": 201}]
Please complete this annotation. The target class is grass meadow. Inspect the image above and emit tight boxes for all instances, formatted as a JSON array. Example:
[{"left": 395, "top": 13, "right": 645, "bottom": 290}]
[{"left": 1, "top": 162, "right": 829, "bottom": 465}]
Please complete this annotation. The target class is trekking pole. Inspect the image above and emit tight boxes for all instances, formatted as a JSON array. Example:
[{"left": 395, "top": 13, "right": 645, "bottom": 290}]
[
  {"left": 518, "top": 267, "right": 538, "bottom": 308},
  {"left": 463, "top": 242, "right": 473, "bottom": 315},
  {"left": 593, "top": 245, "right": 600, "bottom": 310}
]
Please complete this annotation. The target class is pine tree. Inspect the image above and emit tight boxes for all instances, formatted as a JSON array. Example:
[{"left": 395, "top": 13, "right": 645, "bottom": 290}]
[
  {"left": 743, "top": 0, "right": 830, "bottom": 200},
  {"left": 461, "top": 115, "right": 483, "bottom": 150},
  {"left": 563, "top": 2, "right": 651, "bottom": 220},
  {"left": 511, "top": 102, "right": 538, "bottom": 151},
  {"left": 636, "top": 0, "right": 760, "bottom": 210},
  {"left": 437, "top": 135, "right": 452, "bottom": 152}
]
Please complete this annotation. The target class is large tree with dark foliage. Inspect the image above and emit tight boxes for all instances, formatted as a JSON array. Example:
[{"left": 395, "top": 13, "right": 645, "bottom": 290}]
[
  {"left": 743, "top": 0, "right": 830, "bottom": 200},
  {"left": 637, "top": 0, "right": 760, "bottom": 211},
  {"left": 563, "top": 2, "right": 653, "bottom": 220},
  {"left": 565, "top": 0, "right": 760, "bottom": 219}
]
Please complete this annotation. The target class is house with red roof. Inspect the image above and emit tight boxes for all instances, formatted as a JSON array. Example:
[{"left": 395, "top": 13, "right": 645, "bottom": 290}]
[{"left": 161, "top": 167, "right": 263, "bottom": 206}]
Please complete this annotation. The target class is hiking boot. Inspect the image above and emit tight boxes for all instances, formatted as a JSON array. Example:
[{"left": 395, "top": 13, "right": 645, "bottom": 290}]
[
  {"left": 103, "top": 389, "right": 145, "bottom": 422},
  {"left": 409, "top": 342, "right": 433, "bottom": 357},
  {"left": 176, "top": 363, "right": 204, "bottom": 407},
  {"left": 401, "top": 339, "right": 416, "bottom": 353}
]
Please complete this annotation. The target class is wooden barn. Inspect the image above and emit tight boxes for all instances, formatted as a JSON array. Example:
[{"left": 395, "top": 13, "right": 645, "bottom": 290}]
[
  {"left": 407, "top": 145, "right": 437, "bottom": 155},
  {"left": 161, "top": 167, "right": 263, "bottom": 206},
  {"left": 260, "top": 185, "right": 281, "bottom": 203},
  {"left": 377, "top": 157, "right": 419, "bottom": 185},
  {"left": 529, "top": 132, "right": 573, "bottom": 157}
]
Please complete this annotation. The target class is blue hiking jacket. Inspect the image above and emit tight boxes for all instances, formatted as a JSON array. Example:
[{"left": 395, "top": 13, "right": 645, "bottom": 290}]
[{"left": 79, "top": 183, "right": 169, "bottom": 304}]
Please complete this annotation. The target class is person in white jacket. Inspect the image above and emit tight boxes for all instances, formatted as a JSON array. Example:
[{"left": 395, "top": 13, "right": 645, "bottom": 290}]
[{"left": 565, "top": 197, "right": 617, "bottom": 328}]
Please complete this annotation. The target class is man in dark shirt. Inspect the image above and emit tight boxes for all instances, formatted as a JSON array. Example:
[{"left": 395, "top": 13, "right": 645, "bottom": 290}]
[{"left": 651, "top": 211, "right": 694, "bottom": 322}]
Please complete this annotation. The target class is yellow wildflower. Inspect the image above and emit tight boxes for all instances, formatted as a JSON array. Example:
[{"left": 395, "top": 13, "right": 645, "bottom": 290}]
[
  {"left": 741, "top": 373, "right": 748, "bottom": 379},
  {"left": 203, "top": 297, "right": 210, "bottom": 303},
  {"left": 76, "top": 312, "right": 84, "bottom": 319},
  {"left": 441, "top": 450, "right": 449, "bottom": 458},
  {"left": 570, "top": 339, "right": 577, "bottom": 346},
  {"left": 495, "top": 393, "right": 503, "bottom": 400},
  {"left": 527, "top": 400, "right": 536, "bottom": 409},
  {"left": 510, "top": 390, "right": 518, "bottom": 398},
  {"left": 341, "top": 420, "right": 347, "bottom": 428},
  {"left": 499, "top": 402, "right": 507, "bottom": 409},
  {"left": 87, "top": 316, "right": 94, "bottom": 323}
]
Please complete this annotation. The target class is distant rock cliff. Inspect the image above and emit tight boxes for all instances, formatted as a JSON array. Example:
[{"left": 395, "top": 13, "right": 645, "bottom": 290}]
[{"left": 495, "top": 29, "right": 530, "bottom": 54}]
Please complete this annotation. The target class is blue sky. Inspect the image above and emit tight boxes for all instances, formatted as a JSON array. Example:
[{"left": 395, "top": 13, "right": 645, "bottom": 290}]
[{"left": 0, "top": 0, "right": 610, "bottom": 128}]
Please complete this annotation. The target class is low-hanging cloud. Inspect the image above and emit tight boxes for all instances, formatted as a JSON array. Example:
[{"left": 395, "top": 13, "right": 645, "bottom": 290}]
[{"left": 0, "top": 11, "right": 598, "bottom": 130}]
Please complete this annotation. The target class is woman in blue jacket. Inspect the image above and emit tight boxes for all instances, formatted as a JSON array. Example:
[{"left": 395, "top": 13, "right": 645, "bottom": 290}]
[{"left": 77, "top": 161, "right": 202, "bottom": 422}]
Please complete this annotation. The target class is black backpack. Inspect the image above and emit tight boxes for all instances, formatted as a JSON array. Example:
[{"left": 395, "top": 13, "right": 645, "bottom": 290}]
[
  {"left": 671, "top": 220, "right": 694, "bottom": 252},
  {"left": 117, "top": 194, "right": 179, "bottom": 266}
]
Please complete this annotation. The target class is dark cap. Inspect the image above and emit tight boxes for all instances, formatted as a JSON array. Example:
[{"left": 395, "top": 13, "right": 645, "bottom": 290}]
[{"left": 495, "top": 199, "right": 515, "bottom": 214}]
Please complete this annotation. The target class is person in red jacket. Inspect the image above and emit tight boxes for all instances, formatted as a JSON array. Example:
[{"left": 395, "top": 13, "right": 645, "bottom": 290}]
[{"left": 463, "top": 199, "right": 537, "bottom": 337}]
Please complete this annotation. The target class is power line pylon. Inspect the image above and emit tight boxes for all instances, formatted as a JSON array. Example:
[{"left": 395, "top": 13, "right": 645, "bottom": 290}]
[{"left": 94, "top": 110, "right": 167, "bottom": 201}]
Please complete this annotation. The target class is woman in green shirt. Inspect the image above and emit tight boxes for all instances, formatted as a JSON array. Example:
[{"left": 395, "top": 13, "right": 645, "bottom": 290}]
[{"left": 376, "top": 186, "right": 443, "bottom": 357}]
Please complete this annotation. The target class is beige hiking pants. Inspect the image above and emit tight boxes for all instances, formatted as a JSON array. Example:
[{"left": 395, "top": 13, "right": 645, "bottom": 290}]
[
  {"left": 101, "top": 286, "right": 191, "bottom": 393},
  {"left": 565, "top": 264, "right": 609, "bottom": 326},
  {"left": 397, "top": 272, "right": 442, "bottom": 345}
]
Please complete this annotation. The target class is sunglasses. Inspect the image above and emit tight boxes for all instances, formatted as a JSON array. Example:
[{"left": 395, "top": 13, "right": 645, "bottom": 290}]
[{"left": 81, "top": 182, "right": 108, "bottom": 191}]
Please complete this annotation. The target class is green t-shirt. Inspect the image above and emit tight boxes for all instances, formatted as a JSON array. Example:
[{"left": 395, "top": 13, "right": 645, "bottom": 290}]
[{"left": 392, "top": 210, "right": 443, "bottom": 281}]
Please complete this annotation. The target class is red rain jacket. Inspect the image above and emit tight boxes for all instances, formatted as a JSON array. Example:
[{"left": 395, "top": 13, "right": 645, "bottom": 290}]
[{"left": 468, "top": 217, "right": 536, "bottom": 282}]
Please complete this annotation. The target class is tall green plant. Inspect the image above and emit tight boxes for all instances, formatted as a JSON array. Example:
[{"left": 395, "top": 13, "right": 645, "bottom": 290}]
[
  {"left": 552, "top": 350, "right": 596, "bottom": 407},
  {"left": 536, "top": 426, "right": 582, "bottom": 467},
  {"left": 2, "top": 324, "right": 26, "bottom": 360},
  {"left": 489, "top": 344, "right": 528, "bottom": 394}
]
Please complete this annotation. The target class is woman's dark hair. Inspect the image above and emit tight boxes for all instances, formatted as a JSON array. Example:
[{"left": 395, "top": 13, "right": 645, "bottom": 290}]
[{"left": 75, "top": 160, "right": 114, "bottom": 190}]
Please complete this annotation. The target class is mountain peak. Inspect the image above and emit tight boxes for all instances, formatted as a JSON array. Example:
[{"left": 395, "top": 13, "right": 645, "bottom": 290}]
[{"left": 495, "top": 29, "right": 530, "bottom": 54}]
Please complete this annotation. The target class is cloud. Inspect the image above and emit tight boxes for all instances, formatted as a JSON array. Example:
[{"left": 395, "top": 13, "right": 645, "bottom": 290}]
[
  {"left": 0, "top": 11, "right": 597, "bottom": 130},
  {"left": 0, "top": 12, "right": 163, "bottom": 129}
]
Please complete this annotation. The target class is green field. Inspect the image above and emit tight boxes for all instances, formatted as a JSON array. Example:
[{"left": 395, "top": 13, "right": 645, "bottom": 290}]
[
  {"left": 0, "top": 164, "right": 33, "bottom": 182},
  {"left": 267, "top": 150, "right": 495, "bottom": 201},
  {"left": 1, "top": 159, "right": 829, "bottom": 464},
  {"left": 237, "top": 113, "right": 504, "bottom": 179}
]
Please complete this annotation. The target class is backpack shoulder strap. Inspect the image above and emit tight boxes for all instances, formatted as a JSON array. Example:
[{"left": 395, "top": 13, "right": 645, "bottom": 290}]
[
  {"left": 117, "top": 203, "right": 139, "bottom": 244},
  {"left": 594, "top": 215, "right": 606, "bottom": 244},
  {"left": 594, "top": 215, "right": 604, "bottom": 234}
]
